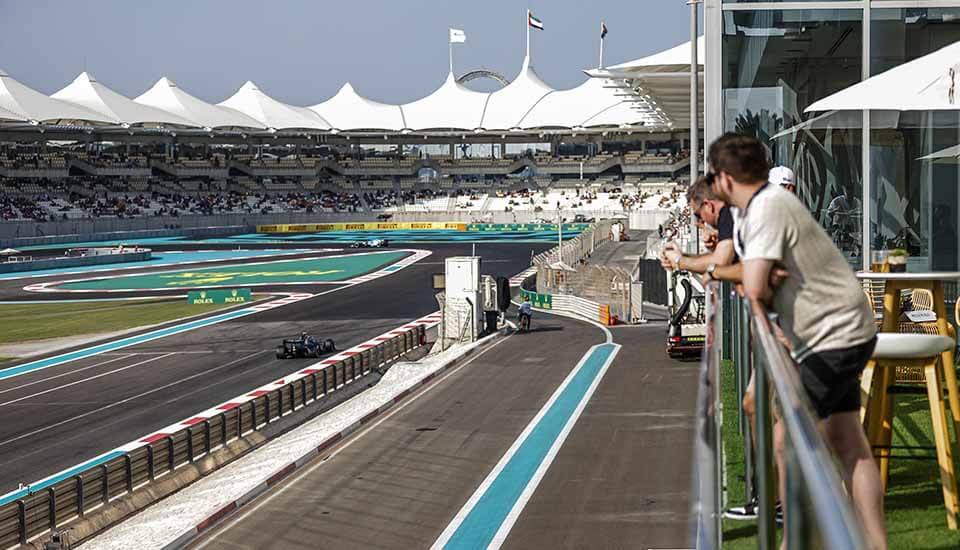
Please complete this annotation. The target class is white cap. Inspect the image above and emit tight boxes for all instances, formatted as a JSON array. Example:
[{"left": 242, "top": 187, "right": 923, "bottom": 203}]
[{"left": 769, "top": 166, "right": 796, "bottom": 187}]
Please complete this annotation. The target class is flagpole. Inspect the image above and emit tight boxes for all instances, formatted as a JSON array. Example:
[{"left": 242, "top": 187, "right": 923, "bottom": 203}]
[
  {"left": 449, "top": 39, "right": 453, "bottom": 75},
  {"left": 526, "top": 9, "right": 530, "bottom": 60},
  {"left": 599, "top": 36, "right": 604, "bottom": 68}
]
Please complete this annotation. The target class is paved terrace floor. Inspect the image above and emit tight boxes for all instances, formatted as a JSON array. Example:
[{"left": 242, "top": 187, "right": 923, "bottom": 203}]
[{"left": 190, "top": 315, "right": 698, "bottom": 549}]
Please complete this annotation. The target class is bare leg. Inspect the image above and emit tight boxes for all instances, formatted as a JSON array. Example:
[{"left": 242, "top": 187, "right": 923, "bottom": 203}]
[
  {"left": 775, "top": 419, "right": 787, "bottom": 550},
  {"left": 823, "top": 411, "right": 887, "bottom": 550}
]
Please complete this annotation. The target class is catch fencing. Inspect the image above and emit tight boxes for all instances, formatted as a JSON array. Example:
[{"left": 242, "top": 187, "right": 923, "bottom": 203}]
[{"left": 0, "top": 324, "right": 426, "bottom": 549}]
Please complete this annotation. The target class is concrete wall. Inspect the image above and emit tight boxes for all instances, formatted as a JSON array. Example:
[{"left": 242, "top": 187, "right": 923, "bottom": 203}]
[{"left": 0, "top": 249, "right": 151, "bottom": 273}]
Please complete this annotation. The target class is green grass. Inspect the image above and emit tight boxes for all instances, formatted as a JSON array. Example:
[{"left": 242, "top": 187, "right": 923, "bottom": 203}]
[
  {"left": 720, "top": 359, "right": 960, "bottom": 548},
  {"left": 0, "top": 299, "right": 234, "bottom": 345}
]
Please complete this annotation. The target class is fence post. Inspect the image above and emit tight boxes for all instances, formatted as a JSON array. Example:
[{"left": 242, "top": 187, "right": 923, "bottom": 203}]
[
  {"left": 301, "top": 378, "right": 308, "bottom": 407},
  {"left": 264, "top": 395, "right": 272, "bottom": 424},
  {"left": 332, "top": 362, "right": 338, "bottom": 389},
  {"left": 186, "top": 427, "right": 194, "bottom": 463},
  {"left": 221, "top": 413, "right": 228, "bottom": 447},
  {"left": 250, "top": 399, "right": 257, "bottom": 430},
  {"left": 101, "top": 464, "right": 110, "bottom": 504},
  {"left": 237, "top": 407, "right": 244, "bottom": 438},
  {"left": 203, "top": 420, "right": 212, "bottom": 455},
  {"left": 76, "top": 475, "right": 84, "bottom": 518},
  {"left": 147, "top": 445, "right": 155, "bottom": 482},
  {"left": 17, "top": 500, "right": 26, "bottom": 545},
  {"left": 312, "top": 373, "right": 319, "bottom": 401},
  {"left": 124, "top": 454, "right": 133, "bottom": 493},
  {"left": 47, "top": 487, "right": 56, "bottom": 530},
  {"left": 754, "top": 338, "right": 777, "bottom": 550},
  {"left": 322, "top": 367, "right": 329, "bottom": 395},
  {"left": 167, "top": 436, "right": 175, "bottom": 473},
  {"left": 277, "top": 387, "right": 283, "bottom": 418}
]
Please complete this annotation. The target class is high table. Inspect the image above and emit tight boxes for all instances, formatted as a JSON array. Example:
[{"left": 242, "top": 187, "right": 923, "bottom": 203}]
[{"left": 857, "top": 272, "right": 960, "bottom": 484}]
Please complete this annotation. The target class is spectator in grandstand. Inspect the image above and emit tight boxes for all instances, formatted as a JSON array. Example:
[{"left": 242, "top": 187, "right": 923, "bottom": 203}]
[{"left": 709, "top": 133, "right": 886, "bottom": 550}]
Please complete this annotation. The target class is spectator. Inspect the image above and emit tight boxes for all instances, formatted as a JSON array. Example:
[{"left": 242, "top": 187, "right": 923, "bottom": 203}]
[{"left": 709, "top": 133, "right": 886, "bottom": 550}]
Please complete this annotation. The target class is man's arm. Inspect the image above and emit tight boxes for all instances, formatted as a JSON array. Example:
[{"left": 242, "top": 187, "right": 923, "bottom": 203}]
[
  {"left": 742, "top": 258, "right": 776, "bottom": 309},
  {"left": 663, "top": 240, "right": 735, "bottom": 274}
]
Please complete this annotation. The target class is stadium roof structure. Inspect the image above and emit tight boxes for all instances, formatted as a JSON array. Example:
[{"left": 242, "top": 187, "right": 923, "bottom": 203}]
[
  {"left": 0, "top": 38, "right": 696, "bottom": 139},
  {"left": 310, "top": 83, "right": 405, "bottom": 132},
  {"left": 219, "top": 81, "right": 331, "bottom": 131},
  {"left": 0, "top": 67, "right": 112, "bottom": 125},
  {"left": 585, "top": 36, "right": 704, "bottom": 129},
  {"left": 134, "top": 77, "right": 266, "bottom": 130},
  {"left": 52, "top": 72, "right": 198, "bottom": 128}
]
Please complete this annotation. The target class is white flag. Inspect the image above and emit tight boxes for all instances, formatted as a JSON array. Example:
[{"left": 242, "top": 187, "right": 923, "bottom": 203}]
[{"left": 450, "top": 28, "right": 466, "bottom": 43}]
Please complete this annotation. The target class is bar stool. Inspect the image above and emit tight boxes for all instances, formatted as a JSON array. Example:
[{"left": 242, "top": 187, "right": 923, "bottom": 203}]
[{"left": 860, "top": 332, "right": 959, "bottom": 529}]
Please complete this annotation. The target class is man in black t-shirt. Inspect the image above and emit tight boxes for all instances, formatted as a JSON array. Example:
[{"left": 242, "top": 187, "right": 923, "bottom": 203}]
[{"left": 660, "top": 174, "right": 737, "bottom": 279}]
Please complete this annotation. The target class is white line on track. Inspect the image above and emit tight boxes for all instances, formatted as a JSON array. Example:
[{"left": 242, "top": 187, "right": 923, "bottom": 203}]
[
  {"left": 0, "top": 354, "right": 135, "bottom": 396},
  {"left": 192, "top": 333, "right": 514, "bottom": 548},
  {"left": 0, "top": 350, "right": 266, "bottom": 449},
  {"left": 0, "top": 353, "right": 176, "bottom": 409}
]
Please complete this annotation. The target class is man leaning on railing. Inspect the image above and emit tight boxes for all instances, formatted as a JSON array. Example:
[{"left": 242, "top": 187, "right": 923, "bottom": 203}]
[{"left": 709, "top": 133, "right": 887, "bottom": 550}]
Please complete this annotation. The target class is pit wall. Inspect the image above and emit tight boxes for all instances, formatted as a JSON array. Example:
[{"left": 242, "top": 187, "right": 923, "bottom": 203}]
[{"left": 0, "top": 249, "right": 152, "bottom": 273}]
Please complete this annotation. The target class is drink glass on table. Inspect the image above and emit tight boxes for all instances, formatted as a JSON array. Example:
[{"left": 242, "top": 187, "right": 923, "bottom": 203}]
[{"left": 871, "top": 250, "right": 889, "bottom": 273}]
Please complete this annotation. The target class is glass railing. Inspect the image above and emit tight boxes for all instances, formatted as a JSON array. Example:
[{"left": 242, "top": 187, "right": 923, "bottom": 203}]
[{"left": 693, "top": 282, "right": 867, "bottom": 549}]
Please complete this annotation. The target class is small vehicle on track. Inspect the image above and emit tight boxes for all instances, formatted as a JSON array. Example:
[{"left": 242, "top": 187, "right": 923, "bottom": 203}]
[
  {"left": 276, "top": 333, "right": 336, "bottom": 359},
  {"left": 350, "top": 238, "right": 389, "bottom": 248}
]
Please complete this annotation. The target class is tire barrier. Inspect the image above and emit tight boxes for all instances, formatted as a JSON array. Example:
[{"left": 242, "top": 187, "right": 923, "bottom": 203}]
[{"left": 0, "top": 324, "right": 426, "bottom": 549}]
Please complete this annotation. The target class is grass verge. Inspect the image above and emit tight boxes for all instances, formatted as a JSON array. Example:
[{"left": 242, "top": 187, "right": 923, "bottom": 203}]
[
  {"left": 720, "top": 359, "right": 960, "bottom": 548},
  {"left": 0, "top": 299, "right": 234, "bottom": 345}
]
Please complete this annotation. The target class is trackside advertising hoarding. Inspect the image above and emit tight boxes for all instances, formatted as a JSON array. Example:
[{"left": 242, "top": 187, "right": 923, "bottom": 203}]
[
  {"left": 256, "top": 222, "right": 466, "bottom": 233},
  {"left": 187, "top": 288, "right": 252, "bottom": 305}
]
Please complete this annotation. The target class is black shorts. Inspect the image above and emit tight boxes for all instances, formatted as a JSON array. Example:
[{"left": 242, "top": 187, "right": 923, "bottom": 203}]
[{"left": 799, "top": 337, "right": 877, "bottom": 419}]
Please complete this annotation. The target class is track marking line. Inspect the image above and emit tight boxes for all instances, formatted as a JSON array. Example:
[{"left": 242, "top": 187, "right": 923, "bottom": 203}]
[
  {"left": 0, "top": 353, "right": 176, "bottom": 409},
  {"left": 0, "top": 354, "right": 135, "bottom": 396},
  {"left": 433, "top": 342, "right": 621, "bottom": 550},
  {"left": 0, "top": 351, "right": 265, "bottom": 451},
  {"left": 192, "top": 332, "right": 515, "bottom": 549}
]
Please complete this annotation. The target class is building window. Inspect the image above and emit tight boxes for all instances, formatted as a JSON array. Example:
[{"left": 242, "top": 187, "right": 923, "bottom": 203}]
[
  {"left": 722, "top": 8, "right": 864, "bottom": 261},
  {"left": 870, "top": 8, "right": 960, "bottom": 271}
]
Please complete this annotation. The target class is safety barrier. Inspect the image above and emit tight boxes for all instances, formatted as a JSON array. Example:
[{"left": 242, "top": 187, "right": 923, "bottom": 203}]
[
  {"left": 0, "top": 324, "right": 426, "bottom": 549},
  {"left": 693, "top": 283, "right": 866, "bottom": 549},
  {"left": 0, "top": 249, "right": 151, "bottom": 274},
  {"left": 465, "top": 223, "right": 591, "bottom": 232},
  {"left": 256, "top": 221, "right": 465, "bottom": 233},
  {"left": 520, "top": 288, "right": 612, "bottom": 326}
]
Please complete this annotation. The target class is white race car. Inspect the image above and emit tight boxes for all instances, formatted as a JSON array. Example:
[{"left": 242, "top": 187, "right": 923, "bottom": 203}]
[{"left": 350, "top": 238, "right": 389, "bottom": 248}]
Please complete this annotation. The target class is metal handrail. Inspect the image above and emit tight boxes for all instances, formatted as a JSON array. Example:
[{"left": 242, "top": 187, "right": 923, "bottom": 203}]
[{"left": 693, "top": 283, "right": 867, "bottom": 549}]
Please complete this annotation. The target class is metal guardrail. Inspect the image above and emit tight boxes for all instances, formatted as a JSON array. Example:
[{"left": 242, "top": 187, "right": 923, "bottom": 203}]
[
  {"left": 694, "top": 283, "right": 866, "bottom": 550},
  {"left": 0, "top": 324, "right": 426, "bottom": 549}
]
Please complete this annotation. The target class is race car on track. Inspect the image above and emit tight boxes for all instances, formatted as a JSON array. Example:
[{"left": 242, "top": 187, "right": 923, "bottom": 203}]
[
  {"left": 350, "top": 238, "right": 389, "bottom": 248},
  {"left": 275, "top": 333, "right": 336, "bottom": 359}
]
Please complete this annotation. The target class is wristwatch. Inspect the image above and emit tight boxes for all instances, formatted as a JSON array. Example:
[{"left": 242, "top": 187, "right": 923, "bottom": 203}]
[
  {"left": 672, "top": 252, "right": 683, "bottom": 268},
  {"left": 706, "top": 263, "right": 717, "bottom": 281}
]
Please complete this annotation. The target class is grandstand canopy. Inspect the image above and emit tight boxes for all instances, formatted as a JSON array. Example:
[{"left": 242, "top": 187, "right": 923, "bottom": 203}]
[
  {"left": 134, "top": 77, "right": 265, "bottom": 130},
  {"left": 585, "top": 36, "right": 704, "bottom": 129},
  {"left": 52, "top": 72, "right": 198, "bottom": 128},
  {"left": 0, "top": 104, "right": 26, "bottom": 122},
  {"left": 219, "top": 81, "right": 331, "bottom": 131},
  {"left": 0, "top": 67, "right": 112, "bottom": 125},
  {"left": 480, "top": 57, "right": 554, "bottom": 130},
  {"left": 402, "top": 73, "right": 489, "bottom": 131},
  {"left": 309, "top": 83, "right": 405, "bottom": 132}
]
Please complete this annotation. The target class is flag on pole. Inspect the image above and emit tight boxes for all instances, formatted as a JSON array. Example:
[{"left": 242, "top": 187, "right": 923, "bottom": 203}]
[
  {"left": 601, "top": 22, "right": 608, "bottom": 39},
  {"left": 450, "top": 28, "right": 466, "bottom": 43},
  {"left": 528, "top": 11, "right": 544, "bottom": 30}
]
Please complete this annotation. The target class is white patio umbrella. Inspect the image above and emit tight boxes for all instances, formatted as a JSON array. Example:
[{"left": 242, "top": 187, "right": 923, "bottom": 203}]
[
  {"left": 918, "top": 144, "right": 960, "bottom": 164},
  {"left": 806, "top": 40, "right": 960, "bottom": 113}
]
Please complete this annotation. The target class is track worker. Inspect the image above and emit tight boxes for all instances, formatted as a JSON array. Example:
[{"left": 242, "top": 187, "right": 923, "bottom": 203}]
[{"left": 709, "top": 133, "right": 886, "bottom": 550}]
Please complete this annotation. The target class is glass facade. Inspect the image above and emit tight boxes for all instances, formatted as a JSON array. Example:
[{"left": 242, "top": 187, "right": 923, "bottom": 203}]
[{"left": 709, "top": 1, "right": 960, "bottom": 270}]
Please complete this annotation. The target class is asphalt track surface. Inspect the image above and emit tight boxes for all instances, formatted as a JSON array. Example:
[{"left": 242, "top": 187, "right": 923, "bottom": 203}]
[
  {"left": 0, "top": 242, "right": 548, "bottom": 494},
  {"left": 190, "top": 318, "right": 698, "bottom": 550}
]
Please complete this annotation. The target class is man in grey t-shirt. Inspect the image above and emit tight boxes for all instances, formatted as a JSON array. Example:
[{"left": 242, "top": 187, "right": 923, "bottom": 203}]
[{"left": 709, "top": 133, "right": 886, "bottom": 550}]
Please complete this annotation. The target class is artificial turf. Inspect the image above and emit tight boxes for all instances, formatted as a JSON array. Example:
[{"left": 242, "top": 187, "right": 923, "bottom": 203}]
[
  {"left": 719, "top": 359, "right": 960, "bottom": 549},
  {"left": 0, "top": 299, "right": 233, "bottom": 345}
]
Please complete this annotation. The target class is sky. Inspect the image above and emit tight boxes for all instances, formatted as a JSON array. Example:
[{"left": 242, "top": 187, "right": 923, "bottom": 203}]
[{"left": 0, "top": 1, "right": 696, "bottom": 106}]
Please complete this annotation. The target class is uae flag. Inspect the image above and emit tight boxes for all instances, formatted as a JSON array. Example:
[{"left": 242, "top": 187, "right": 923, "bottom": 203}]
[
  {"left": 528, "top": 11, "right": 544, "bottom": 30},
  {"left": 601, "top": 22, "right": 608, "bottom": 39}
]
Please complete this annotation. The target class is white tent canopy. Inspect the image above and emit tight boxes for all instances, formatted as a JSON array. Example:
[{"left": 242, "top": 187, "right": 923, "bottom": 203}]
[
  {"left": 309, "top": 83, "right": 405, "bottom": 131},
  {"left": 807, "top": 40, "right": 960, "bottom": 112},
  {"left": 0, "top": 67, "right": 111, "bottom": 124},
  {"left": 919, "top": 144, "right": 960, "bottom": 163},
  {"left": 0, "top": 104, "right": 26, "bottom": 122},
  {"left": 519, "top": 77, "right": 646, "bottom": 129},
  {"left": 585, "top": 36, "right": 704, "bottom": 129},
  {"left": 219, "top": 81, "right": 331, "bottom": 131},
  {"left": 52, "top": 72, "right": 197, "bottom": 127},
  {"left": 401, "top": 73, "right": 489, "bottom": 131},
  {"left": 134, "top": 77, "right": 265, "bottom": 130},
  {"left": 479, "top": 57, "right": 554, "bottom": 130}
]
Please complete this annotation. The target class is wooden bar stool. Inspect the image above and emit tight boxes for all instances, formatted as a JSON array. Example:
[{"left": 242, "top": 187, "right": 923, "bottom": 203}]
[{"left": 860, "top": 333, "right": 959, "bottom": 529}]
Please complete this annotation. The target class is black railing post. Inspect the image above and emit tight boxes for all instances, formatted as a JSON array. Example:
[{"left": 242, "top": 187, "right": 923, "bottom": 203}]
[
  {"left": 237, "top": 407, "right": 244, "bottom": 438},
  {"left": 167, "top": 436, "right": 175, "bottom": 472},
  {"left": 101, "top": 464, "right": 110, "bottom": 504},
  {"left": 203, "top": 420, "right": 211, "bottom": 454},
  {"left": 17, "top": 500, "right": 26, "bottom": 545},
  {"left": 323, "top": 367, "right": 329, "bottom": 394},
  {"left": 332, "top": 363, "right": 338, "bottom": 389},
  {"left": 301, "top": 379, "right": 308, "bottom": 407},
  {"left": 124, "top": 454, "right": 133, "bottom": 493},
  {"left": 47, "top": 487, "right": 56, "bottom": 530},
  {"left": 250, "top": 399, "right": 257, "bottom": 430},
  {"left": 221, "top": 413, "right": 228, "bottom": 448},
  {"left": 264, "top": 395, "right": 271, "bottom": 424},
  {"left": 312, "top": 373, "right": 318, "bottom": 400},
  {"left": 147, "top": 445, "right": 155, "bottom": 482},
  {"left": 277, "top": 388, "right": 283, "bottom": 418},
  {"left": 186, "top": 427, "right": 194, "bottom": 463},
  {"left": 75, "top": 475, "right": 84, "bottom": 518}
]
